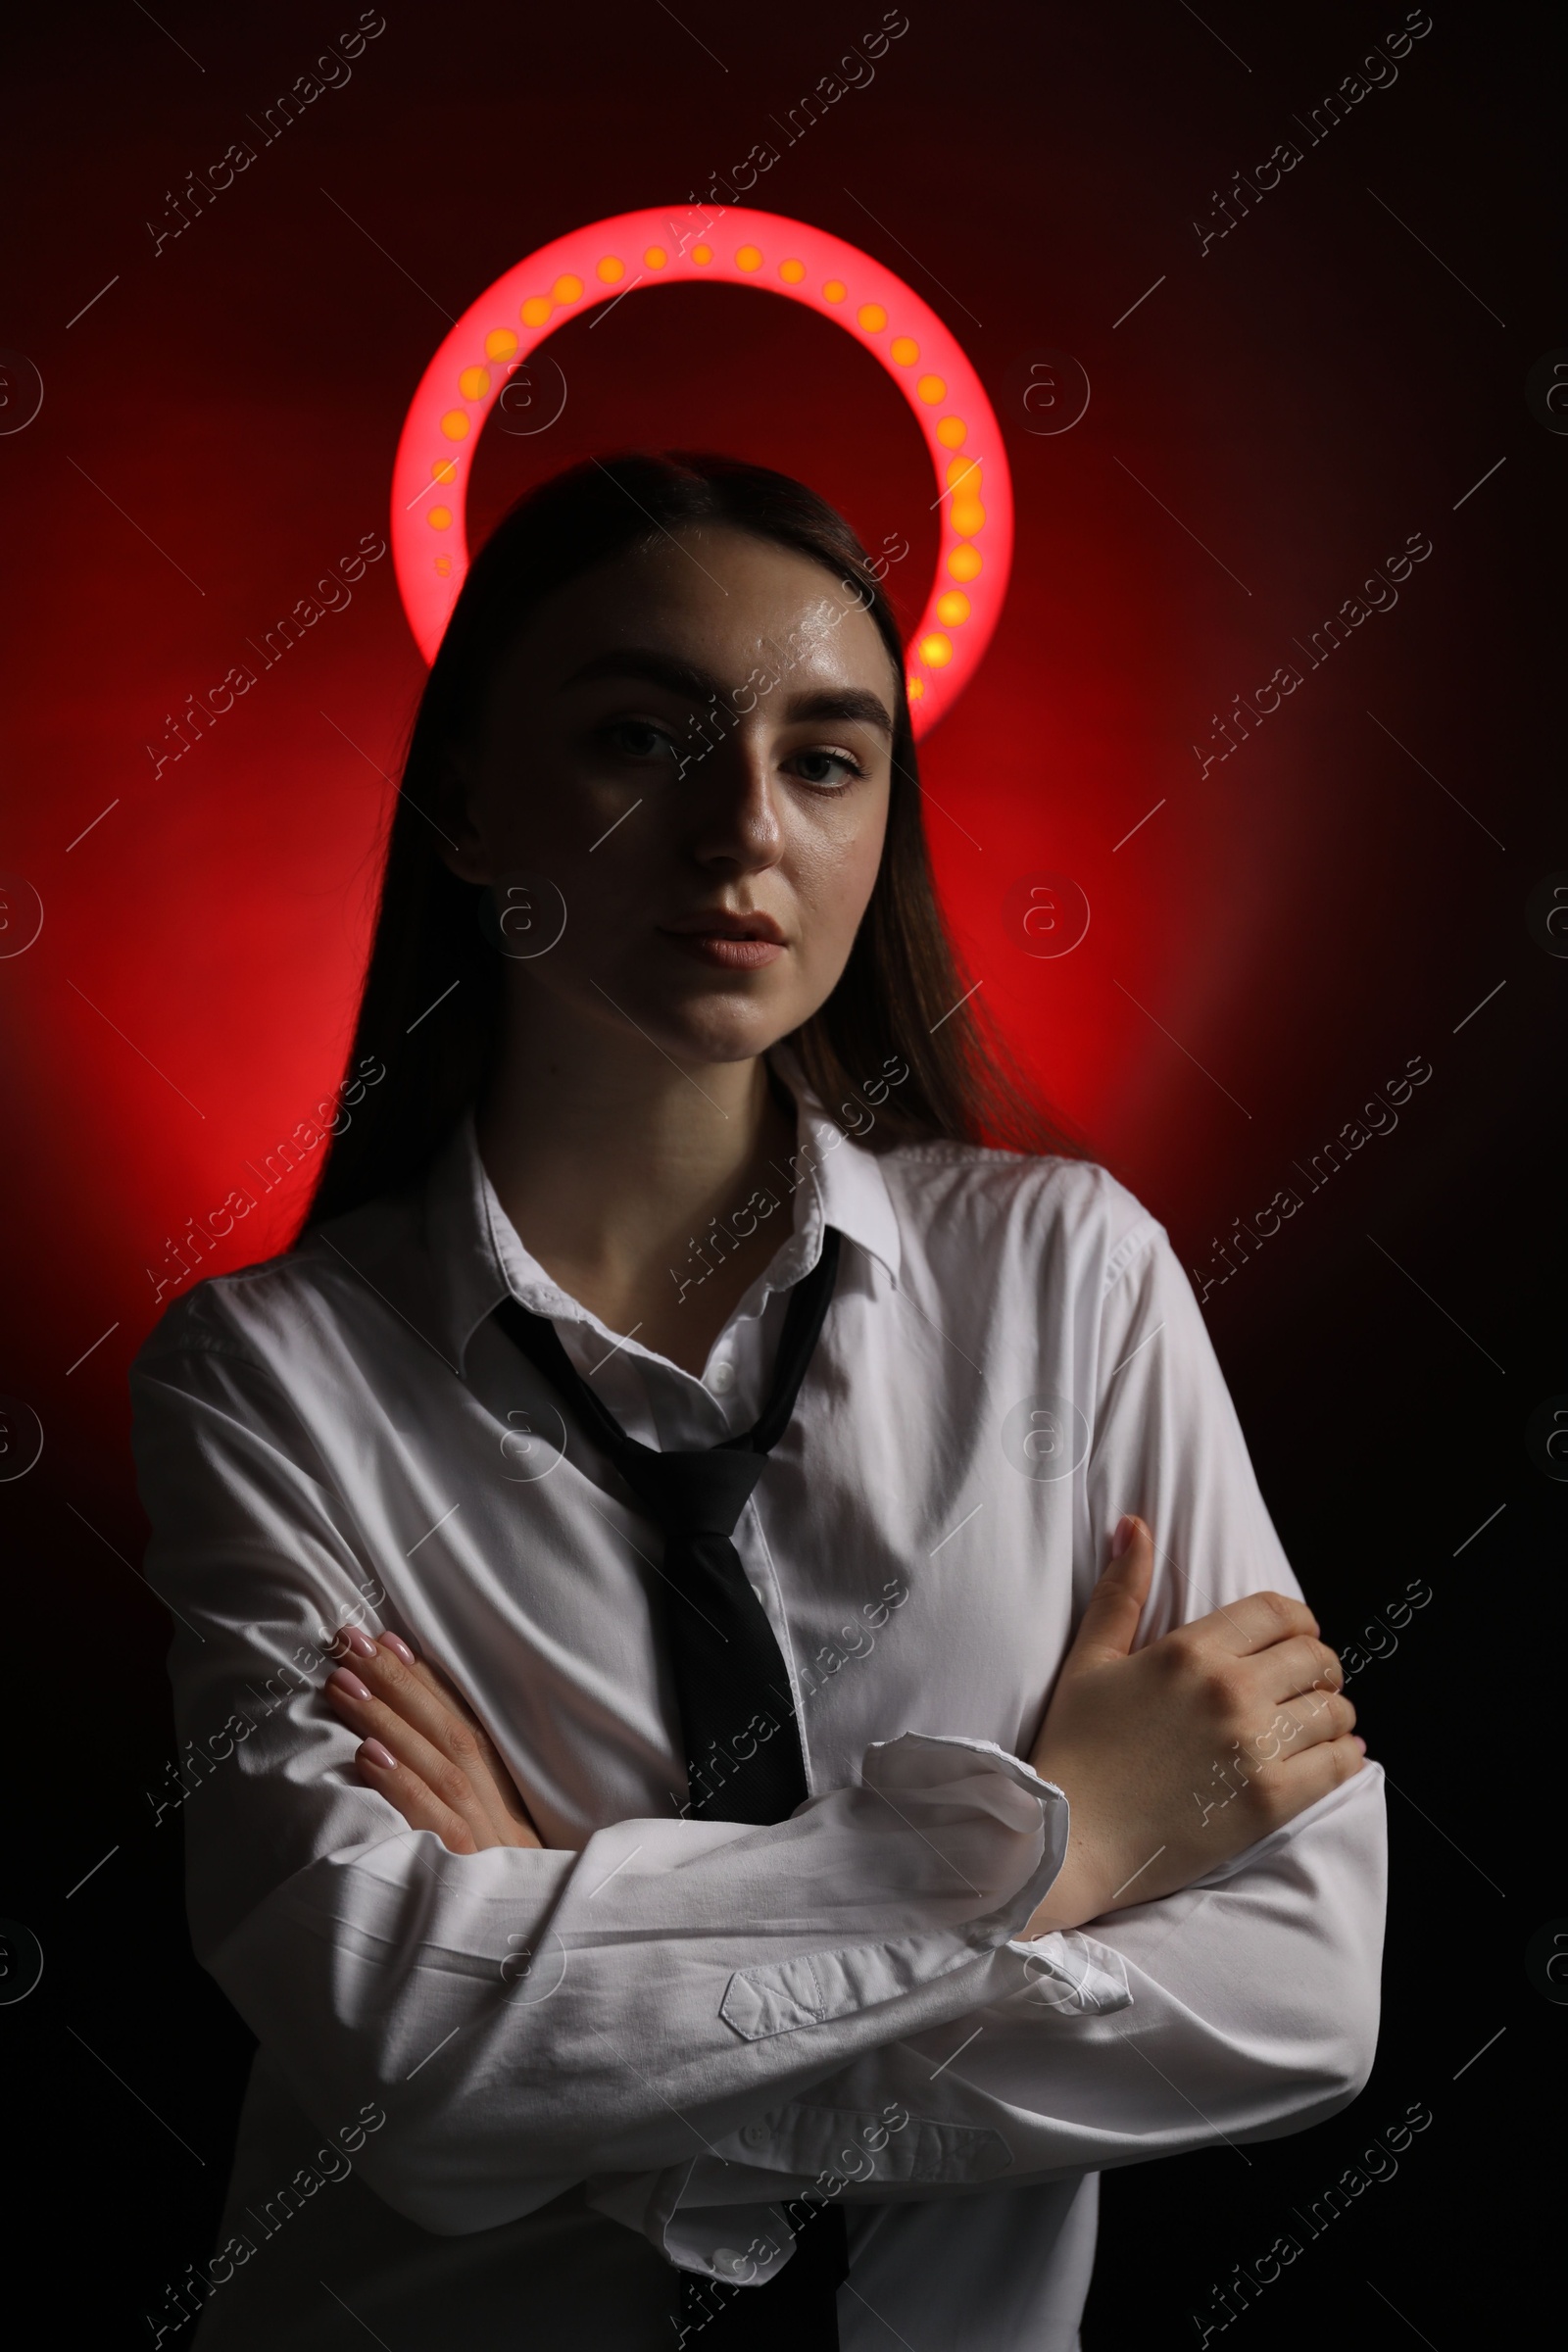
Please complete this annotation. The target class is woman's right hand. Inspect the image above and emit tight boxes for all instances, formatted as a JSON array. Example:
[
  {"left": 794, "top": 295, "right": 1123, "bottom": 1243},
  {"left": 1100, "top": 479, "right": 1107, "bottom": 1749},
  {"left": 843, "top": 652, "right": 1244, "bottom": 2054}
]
[
  {"left": 324, "top": 1627, "right": 543, "bottom": 1854},
  {"left": 1025, "top": 1517, "right": 1365, "bottom": 1934}
]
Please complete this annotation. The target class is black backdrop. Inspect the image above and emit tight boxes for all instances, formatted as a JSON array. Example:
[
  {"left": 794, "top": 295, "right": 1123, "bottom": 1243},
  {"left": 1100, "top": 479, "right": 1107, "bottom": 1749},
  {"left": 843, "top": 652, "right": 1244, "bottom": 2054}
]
[{"left": 1, "top": 2, "right": 1558, "bottom": 2342}]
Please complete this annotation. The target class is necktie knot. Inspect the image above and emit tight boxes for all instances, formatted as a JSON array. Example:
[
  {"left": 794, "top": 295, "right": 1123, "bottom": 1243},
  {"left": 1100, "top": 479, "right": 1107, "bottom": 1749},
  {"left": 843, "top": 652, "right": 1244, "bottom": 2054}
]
[{"left": 617, "top": 1445, "right": 764, "bottom": 1540}]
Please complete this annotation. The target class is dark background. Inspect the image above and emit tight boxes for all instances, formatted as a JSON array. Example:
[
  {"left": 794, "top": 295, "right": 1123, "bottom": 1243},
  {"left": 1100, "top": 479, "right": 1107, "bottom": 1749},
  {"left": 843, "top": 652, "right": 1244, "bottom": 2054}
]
[{"left": 1, "top": 1, "right": 1558, "bottom": 2341}]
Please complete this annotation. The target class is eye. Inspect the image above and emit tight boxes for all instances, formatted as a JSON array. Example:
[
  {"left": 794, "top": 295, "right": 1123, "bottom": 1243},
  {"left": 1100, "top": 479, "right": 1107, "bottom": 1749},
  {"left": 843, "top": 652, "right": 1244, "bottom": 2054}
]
[
  {"left": 602, "top": 717, "right": 678, "bottom": 763},
  {"left": 786, "top": 746, "right": 865, "bottom": 790}
]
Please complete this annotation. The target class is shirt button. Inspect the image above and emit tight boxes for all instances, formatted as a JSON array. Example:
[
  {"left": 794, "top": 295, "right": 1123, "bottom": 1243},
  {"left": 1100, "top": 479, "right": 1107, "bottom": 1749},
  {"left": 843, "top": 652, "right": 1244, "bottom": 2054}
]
[
  {"left": 740, "top": 2121, "right": 769, "bottom": 2148},
  {"left": 708, "top": 1359, "right": 735, "bottom": 1395}
]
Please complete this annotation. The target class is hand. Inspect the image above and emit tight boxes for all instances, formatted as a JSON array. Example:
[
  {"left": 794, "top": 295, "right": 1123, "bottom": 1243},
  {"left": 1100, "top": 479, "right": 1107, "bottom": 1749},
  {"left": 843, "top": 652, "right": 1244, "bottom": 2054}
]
[
  {"left": 1024, "top": 1517, "right": 1364, "bottom": 1933},
  {"left": 324, "top": 1626, "right": 543, "bottom": 1854}
]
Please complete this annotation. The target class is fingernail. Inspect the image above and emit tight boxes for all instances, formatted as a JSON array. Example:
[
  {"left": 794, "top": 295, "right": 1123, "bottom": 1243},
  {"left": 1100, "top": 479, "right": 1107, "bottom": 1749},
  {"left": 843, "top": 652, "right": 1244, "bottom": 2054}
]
[
  {"left": 1112, "top": 1515, "right": 1138, "bottom": 1558},
  {"left": 361, "top": 1739, "right": 397, "bottom": 1771},
  {"left": 379, "top": 1633, "right": 416, "bottom": 1666},
  {"left": 328, "top": 1668, "right": 372, "bottom": 1703},
  {"left": 1352, "top": 1736, "right": 1367, "bottom": 1754},
  {"left": 339, "top": 1625, "right": 376, "bottom": 1659}
]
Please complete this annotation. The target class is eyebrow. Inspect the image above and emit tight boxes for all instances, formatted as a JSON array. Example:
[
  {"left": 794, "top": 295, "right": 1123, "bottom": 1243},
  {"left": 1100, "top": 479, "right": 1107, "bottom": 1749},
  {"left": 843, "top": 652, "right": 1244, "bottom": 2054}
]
[{"left": 558, "top": 648, "right": 895, "bottom": 736}]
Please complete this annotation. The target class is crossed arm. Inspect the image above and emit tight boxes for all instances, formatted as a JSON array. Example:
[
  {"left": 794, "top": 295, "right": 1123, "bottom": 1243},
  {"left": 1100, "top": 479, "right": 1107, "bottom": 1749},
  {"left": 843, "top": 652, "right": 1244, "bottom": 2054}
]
[{"left": 322, "top": 1514, "right": 1366, "bottom": 1934}]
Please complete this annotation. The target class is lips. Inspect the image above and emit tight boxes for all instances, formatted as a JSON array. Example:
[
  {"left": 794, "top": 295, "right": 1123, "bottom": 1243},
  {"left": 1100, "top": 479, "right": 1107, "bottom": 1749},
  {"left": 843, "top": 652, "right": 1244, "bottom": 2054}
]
[
  {"left": 662, "top": 908, "right": 786, "bottom": 943},
  {"left": 659, "top": 907, "right": 787, "bottom": 970}
]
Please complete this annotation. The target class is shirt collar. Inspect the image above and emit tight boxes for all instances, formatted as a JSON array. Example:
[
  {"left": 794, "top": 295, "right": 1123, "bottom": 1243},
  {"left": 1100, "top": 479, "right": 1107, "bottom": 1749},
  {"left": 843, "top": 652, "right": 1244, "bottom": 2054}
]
[{"left": 422, "top": 1045, "right": 902, "bottom": 1375}]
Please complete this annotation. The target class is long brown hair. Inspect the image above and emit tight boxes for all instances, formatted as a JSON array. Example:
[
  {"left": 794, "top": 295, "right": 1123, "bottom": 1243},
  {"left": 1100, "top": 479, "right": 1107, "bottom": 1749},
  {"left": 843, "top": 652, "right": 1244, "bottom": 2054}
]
[{"left": 303, "top": 450, "right": 1070, "bottom": 1228}]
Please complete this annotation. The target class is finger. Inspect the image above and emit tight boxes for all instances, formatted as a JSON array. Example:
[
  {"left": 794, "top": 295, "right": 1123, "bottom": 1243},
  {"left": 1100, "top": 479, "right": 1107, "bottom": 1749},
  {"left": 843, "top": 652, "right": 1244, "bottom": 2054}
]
[
  {"left": 1200, "top": 1590, "right": 1320, "bottom": 1657},
  {"left": 336, "top": 1631, "right": 541, "bottom": 1845},
  {"left": 1258, "top": 1634, "right": 1344, "bottom": 1704},
  {"left": 1247, "top": 1685, "right": 1356, "bottom": 1762},
  {"left": 385, "top": 1646, "right": 545, "bottom": 1843},
  {"left": 1250, "top": 1732, "right": 1366, "bottom": 1830},
  {"left": 356, "top": 1738, "right": 478, "bottom": 1854},
  {"left": 325, "top": 1669, "right": 505, "bottom": 1848},
  {"left": 332, "top": 1644, "right": 521, "bottom": 1838},
  {"left": 371, "top": 1646, "right": 543, "bottom": 1843},
  {"left": 1064, "top": 1517, "right": 1154, "bottom": 1670}
]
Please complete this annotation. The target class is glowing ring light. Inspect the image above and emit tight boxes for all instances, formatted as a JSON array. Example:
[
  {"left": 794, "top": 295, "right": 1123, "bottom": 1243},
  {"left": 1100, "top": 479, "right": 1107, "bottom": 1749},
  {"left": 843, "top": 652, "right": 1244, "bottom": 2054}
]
[{"left": 391, "top": 207, "right": 1012, "bottom": 738}]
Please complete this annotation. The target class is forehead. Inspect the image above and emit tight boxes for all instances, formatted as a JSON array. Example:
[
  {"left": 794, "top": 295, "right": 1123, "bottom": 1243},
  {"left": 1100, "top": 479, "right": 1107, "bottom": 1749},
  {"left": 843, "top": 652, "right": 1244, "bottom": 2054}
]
[{"left": 494, "top": 523, "right": 899, "bottom": 697}]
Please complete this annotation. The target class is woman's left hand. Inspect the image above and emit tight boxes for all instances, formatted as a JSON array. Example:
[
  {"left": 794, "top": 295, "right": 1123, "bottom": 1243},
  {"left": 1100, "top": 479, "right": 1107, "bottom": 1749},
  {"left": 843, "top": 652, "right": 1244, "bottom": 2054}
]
[{"left": 324, "top": 1627, "right": 543, "bottom": 1853}]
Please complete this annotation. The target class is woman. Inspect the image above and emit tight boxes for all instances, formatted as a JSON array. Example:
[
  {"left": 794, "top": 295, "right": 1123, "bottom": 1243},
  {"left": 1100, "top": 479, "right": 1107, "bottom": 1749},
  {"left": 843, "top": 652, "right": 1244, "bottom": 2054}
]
[{"left": 131, "top": 452, "right": 1385, "bottom": 2351}]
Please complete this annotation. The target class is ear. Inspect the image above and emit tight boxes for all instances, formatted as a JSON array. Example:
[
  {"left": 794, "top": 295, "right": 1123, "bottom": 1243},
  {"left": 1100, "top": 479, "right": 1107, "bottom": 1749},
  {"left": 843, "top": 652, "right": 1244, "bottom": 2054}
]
[{"left": 432, "top": 754, "right": 493, "bottom": 886}]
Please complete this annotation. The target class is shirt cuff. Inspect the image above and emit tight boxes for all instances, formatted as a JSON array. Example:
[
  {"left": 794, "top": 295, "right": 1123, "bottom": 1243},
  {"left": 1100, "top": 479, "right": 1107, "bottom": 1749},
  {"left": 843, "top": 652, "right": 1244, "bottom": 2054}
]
[
  {"left": 1001, "top": 1929, "right": 1134, "bottom": 2017},
  {"left": 713, "top": 1733, "right": 1071, "bottom": 2046},
  {"left": 587, "top": 1734, "right": 1070, "bottom": 2281}
]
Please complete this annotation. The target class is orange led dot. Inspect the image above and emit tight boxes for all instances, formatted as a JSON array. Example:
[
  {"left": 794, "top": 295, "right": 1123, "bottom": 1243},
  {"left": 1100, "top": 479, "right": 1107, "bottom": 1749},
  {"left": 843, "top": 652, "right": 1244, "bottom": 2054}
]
[
  {"left": 952, "top": 497, "right": 986, "bottom": 536},
  {"left": 780, "top": 258, "right": 806, "bottom": 282},
  {"left": 822, "top": 278, "right": 847, "bottom": 302},
  {"left": 918, "top": 632, "right": 954, "bottom": 667},
  {"left": 644, "top": 245, "right": 668, "bottom": 268},
  {"left": 458, "top": 365, "right": 490, "bottom": 401},
  {"left": 936, "top": 591, "right": 971, "bottom": 625},
  {"left": 946, "top": 456, "right": 981, "bottom": 489},
  {"left": 693, "top": 244, "right": 712, "bottom": 265},
  {"left": 434, "top": 555, "right": 452, "bottom": 576},
  {"left": 430, "top": 458, "right": 458, "bottom": 484},
  {"left": 907, "top": 676, "right": 925, "bottom": 699},
  {"left": 554, "top": 274, "right": 584, "bottom": 302},
  {"left": 520, "top": 296, "right": 552, "bottom": 326},
  {"left": 947, "top": 544, "right": 983, "bottom": 581},
  {"left": 890, "top": 335, "right": 918, "bottom": 365},
  {"left": 484, "top": 328, "right": 518, "bottom": 361},
  {"left": 596, "top": 256, "right": 624, "bottom": 283},
  {"left": 858, "top": 302, "right": 887, "bottom": 331},
  {"left": 916, "top": 374, "right": 947, "bottom": 404},
  {"left": 428, "top": 506, "right": 452, "bottom": 530},
  {"left": 936, "top": 416, "right": 967, "bottom": 448},
  {"left": 736, "top": 244, "right": 763, "bottom": 270},
  {"left": 440, "top": 409, "right": 470, "bottom": 440}
]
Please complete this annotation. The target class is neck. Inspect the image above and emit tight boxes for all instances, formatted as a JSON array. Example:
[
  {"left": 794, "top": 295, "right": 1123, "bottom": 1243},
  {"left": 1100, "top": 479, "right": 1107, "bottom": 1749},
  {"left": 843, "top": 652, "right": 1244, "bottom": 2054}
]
[{"left": 474, "top": 982, "right": 799, "bottom": 1347}]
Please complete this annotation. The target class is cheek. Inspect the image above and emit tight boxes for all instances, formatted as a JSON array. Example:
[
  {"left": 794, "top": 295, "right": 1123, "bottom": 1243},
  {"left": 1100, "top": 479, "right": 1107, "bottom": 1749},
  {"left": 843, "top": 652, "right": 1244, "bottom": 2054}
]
[{"left": 793, "top": 798, "right": 888, "bottom": 944}]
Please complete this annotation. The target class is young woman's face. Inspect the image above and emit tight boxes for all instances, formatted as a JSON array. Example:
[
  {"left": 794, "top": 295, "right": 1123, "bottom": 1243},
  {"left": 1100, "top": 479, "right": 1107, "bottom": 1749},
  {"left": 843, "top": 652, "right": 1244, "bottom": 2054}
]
[{"left": 447, "top": 524, "right": 898, "bottom": 1069}]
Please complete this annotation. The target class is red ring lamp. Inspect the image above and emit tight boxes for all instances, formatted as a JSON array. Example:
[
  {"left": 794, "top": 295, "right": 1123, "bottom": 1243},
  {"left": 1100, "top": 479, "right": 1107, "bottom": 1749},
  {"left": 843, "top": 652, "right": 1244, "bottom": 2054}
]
[{"left": 392, "top": 206, "right": 1012, "bottom": 737}]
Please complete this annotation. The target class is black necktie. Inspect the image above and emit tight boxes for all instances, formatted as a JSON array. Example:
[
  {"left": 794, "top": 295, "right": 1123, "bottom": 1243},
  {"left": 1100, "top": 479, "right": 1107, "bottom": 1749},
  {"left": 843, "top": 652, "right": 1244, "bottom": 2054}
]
[{"left": 493, "top": 1226, "right": 851, "bottom": 2345}]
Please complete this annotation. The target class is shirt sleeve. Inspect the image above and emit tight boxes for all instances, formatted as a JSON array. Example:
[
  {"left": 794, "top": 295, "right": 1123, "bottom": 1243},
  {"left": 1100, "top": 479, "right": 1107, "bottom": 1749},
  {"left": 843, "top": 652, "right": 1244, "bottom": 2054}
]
[
  {"left": 607, "top": 1227, "right": 1388, "bottom": 2281},
  {"left": 129, "top": 1327, "right": 1076, "bottom": 2243}
]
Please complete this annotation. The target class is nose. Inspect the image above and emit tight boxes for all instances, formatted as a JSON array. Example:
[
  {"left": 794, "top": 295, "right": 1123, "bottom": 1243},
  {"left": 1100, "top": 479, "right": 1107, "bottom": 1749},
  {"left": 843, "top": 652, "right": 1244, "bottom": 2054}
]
[{"left": 683, "top": 731, "right": 785, "bottom": 877}]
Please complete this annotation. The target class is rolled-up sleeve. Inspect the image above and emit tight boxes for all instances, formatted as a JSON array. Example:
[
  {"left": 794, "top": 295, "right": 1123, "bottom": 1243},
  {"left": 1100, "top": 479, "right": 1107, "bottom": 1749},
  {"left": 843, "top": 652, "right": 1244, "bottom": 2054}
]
[{"left": 130, "top": 1334, "right": 1073, "bottom": 2241}]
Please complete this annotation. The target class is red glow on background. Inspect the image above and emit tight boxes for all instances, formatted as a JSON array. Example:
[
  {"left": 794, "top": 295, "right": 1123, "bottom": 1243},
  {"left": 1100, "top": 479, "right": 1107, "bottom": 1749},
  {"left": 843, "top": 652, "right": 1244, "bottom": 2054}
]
[
  {"left": 0, "top": 230, "right": 1264, "bottom": 1477},
  {"left": 0, "top": 20, "right": 1510, "bottom": 1494}
]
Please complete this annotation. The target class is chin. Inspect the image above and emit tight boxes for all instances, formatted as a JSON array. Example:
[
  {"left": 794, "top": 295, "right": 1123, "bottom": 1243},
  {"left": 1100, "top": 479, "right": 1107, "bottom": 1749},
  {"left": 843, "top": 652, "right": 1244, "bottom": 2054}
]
[
  {"left": 654, "top": 990, "right": 802, "bottom": 1068},
  {"left": 670, "top": 1015, "right": 795, "bottom": 1067}
]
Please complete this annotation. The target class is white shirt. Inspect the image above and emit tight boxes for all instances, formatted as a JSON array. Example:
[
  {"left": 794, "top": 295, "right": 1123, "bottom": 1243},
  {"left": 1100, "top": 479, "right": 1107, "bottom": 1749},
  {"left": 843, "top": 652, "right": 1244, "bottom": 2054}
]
[{"left": 129, "top": 1050, "right": 1386, "bottom": 2352}]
